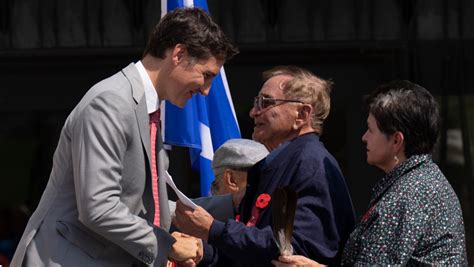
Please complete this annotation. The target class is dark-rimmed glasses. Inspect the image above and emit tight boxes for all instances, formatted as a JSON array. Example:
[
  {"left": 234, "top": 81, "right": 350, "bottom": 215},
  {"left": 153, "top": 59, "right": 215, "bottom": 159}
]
[{"left": 253, "top": 95, "right": 304, "bottom": 111}]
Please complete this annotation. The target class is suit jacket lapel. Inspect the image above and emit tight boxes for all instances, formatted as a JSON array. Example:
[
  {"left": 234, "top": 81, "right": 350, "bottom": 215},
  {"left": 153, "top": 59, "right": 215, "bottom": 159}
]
[
  {"left": 122, "top": 63, "right": 152, "bottom": 167},
  {"left": 135, "top": 98, "right": 152, "bottom": 167},
  {"left": 122, "top": 63, "right": 157, "bottom": 224},
  {"left": 122, "top": 63, "right": 172, "bottom": 231}
]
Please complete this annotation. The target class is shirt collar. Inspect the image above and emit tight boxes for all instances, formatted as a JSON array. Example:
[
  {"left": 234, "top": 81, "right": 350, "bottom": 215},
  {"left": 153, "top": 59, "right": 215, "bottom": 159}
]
[
  {"left": 264, "top": 133, "right": 317, "bottom": 166},
  {"left": 135, "top": 60, "right": 160, "bottom": 114},
  {"left": 371, "top": 154, "right": 431, "bottom": 204},
  {"left": 264, "top": 141, "right": 289, "bottom": 166}
]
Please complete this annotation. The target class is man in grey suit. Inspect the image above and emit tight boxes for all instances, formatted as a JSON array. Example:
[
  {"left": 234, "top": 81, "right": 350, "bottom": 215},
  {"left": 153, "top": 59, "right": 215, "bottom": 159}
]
[{"left": 11, "top": 7, "right": 238, "bottom": 267}]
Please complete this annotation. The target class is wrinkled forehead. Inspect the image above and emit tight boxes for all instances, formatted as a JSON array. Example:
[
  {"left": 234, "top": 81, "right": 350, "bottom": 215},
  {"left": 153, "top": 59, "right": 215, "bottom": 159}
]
[{"left": 259, "top": 74, "right": 294, "bottom": 96}]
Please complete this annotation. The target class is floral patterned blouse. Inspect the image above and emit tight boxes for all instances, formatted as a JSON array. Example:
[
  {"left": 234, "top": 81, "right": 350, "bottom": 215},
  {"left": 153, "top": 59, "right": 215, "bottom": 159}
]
[{"left": 342, "top": 154, "right": 467, "bottom": 265}]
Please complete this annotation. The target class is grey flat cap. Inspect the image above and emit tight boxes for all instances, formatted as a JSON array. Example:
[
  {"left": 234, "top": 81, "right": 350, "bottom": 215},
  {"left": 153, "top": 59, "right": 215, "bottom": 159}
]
[{"left": 212, "top": 139, "right": 269, "bottom": 171}]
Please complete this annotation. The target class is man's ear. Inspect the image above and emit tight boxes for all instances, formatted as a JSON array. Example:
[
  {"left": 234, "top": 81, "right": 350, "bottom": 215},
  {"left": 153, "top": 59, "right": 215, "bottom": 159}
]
[
  {"left": 223, "top": 169, "right": 239, "bottom": 193},
  {"left": 294, "top": 104, "right": 312, "bottom": 128},
  {"left": 172, "top": 44, "right": 187, "bottom": 65}
]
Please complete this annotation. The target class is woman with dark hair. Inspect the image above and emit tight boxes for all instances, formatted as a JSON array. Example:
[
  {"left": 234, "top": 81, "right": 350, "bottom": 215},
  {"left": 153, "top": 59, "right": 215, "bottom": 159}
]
[{"left": 273, "top": 80, "right": 467, "bottom": 266}]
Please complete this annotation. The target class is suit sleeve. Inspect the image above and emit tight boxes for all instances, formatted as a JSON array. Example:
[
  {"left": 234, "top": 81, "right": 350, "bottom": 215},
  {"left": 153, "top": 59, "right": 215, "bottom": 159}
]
[{"left": 70, "top": 92, "right": 174, "bottom": 265}]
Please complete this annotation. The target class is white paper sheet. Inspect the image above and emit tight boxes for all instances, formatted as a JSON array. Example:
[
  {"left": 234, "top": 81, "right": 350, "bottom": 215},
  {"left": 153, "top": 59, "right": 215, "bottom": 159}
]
[{"left": 165, "top": 171, "right": 197, "bottom": 209}]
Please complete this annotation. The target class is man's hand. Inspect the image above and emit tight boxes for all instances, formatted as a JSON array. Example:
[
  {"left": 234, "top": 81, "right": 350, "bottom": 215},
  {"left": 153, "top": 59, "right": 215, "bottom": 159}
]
[
  {"left": 174, "top": 237, "right": 203, "bottom": 267},
  {"left": 168, "top": 232, "right": 202, "bottom": 263},
  {"left": 173, "top": 200, "right": 214, "bottom": 241}
]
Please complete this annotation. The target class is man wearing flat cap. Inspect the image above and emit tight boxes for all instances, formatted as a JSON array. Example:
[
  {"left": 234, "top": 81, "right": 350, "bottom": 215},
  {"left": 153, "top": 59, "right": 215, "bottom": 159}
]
[
  {"left": 169, "top": 139, "right": 268, "bottom": 222},
  {"left": 211, "top": 139, "right": 269, "bottom": 209}
]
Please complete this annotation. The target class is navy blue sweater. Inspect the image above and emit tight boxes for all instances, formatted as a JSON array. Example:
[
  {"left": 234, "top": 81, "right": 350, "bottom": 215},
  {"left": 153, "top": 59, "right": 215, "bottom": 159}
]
[{"left": 203, "top": 133, "right": 356, "bottom": 266}]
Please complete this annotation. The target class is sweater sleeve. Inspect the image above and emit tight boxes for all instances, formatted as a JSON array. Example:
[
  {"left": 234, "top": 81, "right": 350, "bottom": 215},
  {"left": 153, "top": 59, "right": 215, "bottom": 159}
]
[{"left": 206, "top": 219, "right": 280, "bottom": 266}]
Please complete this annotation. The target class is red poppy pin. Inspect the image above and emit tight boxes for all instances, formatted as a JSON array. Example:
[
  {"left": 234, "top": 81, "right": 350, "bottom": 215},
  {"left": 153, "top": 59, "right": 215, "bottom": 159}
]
[{"left": 255, "top": 193, "right": 271, "bottom": 209}]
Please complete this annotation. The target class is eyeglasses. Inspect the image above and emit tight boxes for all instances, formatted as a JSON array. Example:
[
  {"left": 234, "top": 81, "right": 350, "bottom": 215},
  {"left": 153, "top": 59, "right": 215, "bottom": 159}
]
[{"left": 253, "top": 95, "right": 304, "bottom": 111}]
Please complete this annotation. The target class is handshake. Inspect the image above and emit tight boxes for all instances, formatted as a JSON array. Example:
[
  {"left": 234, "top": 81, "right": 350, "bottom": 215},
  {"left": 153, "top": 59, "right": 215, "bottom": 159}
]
[
  {"left": 168, "top": 231, "right": 203, "bottom": 267},
  {"left": 168, "top": 201, "right": 217, "bottom": 266}
]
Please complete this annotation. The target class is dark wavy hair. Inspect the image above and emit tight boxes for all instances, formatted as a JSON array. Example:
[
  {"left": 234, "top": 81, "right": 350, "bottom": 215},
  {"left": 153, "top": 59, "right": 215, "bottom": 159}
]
[
  {"left": 143, "top": 7, "right": 238, "bottom": 61},
  {"left": 366, "top": 80, "right": 440, "bottom": 157}
]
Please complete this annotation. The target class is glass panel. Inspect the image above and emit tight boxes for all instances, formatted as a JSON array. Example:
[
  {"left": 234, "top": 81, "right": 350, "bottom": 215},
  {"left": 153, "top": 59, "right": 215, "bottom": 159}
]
[{"left": 435, "top": 94, "right": 474, "bottom": 262}]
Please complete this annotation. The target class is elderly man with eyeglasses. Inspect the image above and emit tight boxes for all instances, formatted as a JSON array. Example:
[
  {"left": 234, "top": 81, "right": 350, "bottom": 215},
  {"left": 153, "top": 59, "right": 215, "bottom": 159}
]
[{"left": 174, "top": 66, "right": 356, "bottom": 266}]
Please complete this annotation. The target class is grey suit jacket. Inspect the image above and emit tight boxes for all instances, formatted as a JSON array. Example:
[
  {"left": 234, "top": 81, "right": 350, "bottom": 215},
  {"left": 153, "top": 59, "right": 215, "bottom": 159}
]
[{"left": 11, "top": 63, "right": 175, "bottom": 267}]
